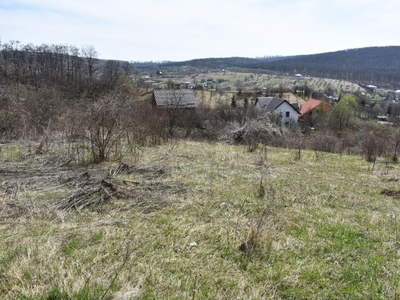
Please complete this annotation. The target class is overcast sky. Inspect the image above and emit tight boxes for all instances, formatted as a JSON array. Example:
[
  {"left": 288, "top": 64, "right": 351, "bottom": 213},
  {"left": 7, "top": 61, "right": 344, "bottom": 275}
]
[{"left": 1, "top": 0, "right": 399, "bottom": 62}]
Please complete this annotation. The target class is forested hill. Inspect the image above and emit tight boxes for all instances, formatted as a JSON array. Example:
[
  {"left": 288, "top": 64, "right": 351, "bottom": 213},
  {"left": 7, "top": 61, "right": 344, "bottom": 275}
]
[
  {"left": 161, "top": 56, "right": 286, "bottom": 69},
  {"left": 161, "top": 46, "right": 400, "bottom": 87},
  {"left": 254, "top": 46, "right": 400, "bottom": 86}
]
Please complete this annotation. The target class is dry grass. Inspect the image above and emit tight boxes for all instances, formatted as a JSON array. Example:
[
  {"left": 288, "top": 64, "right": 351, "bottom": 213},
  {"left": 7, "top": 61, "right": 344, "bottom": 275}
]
[{"left": 1, "top": 140, "right": 400, "bottom": 299}]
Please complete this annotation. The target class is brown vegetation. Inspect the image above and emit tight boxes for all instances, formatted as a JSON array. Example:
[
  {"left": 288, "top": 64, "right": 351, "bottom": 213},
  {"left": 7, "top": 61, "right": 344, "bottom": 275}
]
[{"left": 3, "top": 40, "right": 400, "bottom": 299}]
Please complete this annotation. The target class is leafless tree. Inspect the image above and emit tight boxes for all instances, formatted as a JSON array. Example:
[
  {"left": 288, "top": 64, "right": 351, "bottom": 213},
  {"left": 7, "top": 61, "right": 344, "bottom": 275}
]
[
  {"left": 81, "top": 45, "right": 98, "bottom": 89},
  {"left": 102, "top": 60, "right": 120, "bottom": 90}
]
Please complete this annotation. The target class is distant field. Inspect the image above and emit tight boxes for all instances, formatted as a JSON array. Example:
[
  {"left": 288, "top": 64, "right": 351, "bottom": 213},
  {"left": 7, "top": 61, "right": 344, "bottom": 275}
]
[
  {"left": 1, "top": 140, "right": 400, "bottom": 299},
  {"left": 146, "top": 69, "right": 366, "bottom": 108},
  {"left": 151, "top": 70, "right": 365, "bottom": 96}
]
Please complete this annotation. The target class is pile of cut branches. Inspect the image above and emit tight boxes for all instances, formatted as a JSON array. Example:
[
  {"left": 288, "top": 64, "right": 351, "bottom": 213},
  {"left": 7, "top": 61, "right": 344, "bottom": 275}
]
[
  {"left": 53, "top": 163, "right": 180, "bottom": 212},
  {"left": 53, "top": 179, "right": 126, "bottom": 211}
]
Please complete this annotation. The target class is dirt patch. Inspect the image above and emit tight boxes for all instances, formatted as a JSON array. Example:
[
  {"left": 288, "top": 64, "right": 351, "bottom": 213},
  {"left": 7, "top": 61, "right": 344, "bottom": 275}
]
[
  {"left": 0, "top": 224, "right": 9, "bottom": 230},
  {"left": 381, "top": 189, "right": 400, "bottom": 198}
]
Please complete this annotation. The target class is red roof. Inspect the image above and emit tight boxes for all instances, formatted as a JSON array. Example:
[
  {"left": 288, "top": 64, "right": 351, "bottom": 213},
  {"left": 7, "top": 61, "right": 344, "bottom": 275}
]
[{"left": 299, "top": 99, "right": 325, "bottom": 116}]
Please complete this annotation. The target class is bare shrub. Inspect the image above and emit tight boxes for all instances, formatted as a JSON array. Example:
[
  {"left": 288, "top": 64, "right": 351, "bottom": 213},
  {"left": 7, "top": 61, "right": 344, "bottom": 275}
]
[
  {"left": 58, "top": 107, "right": 87, "bottom": 141},
  {"left": 127, "top": 102, "right": 167, "bottom": 146},
  {"left": 360, "top": 131, "right": 380, "bottom": 162},
  {"left": 23, "top": 87, "right": 62, "bottom": 135},
  {"left": 287, "top": 132, "right": 305, "bottom": 161},
  {"left": 84, "top": 93, "right": 131, "bottom": 162},
  {"left": 358, "top": 127, "right": 389, "bottom": 162},
  {"left": 390, "top": 128, "right": 400, "bottom": 162},
  {"left": 227, "top": 115, "right": 287, "bottom": 146},
  {"left": 189, "top": 107, "right": 228, "bottom": 141},
  {"left": 0, "top": 97, "right": 21, "bottom": 140},
  {"left": 338, "top": 131, "right": 359, "bottom": 155},
  {"left": 308, "top": 132, "right": 341, "bottom": 159}
]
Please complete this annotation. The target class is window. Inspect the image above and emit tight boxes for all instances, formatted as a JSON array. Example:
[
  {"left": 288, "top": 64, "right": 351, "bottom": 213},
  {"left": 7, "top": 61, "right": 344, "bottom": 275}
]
[{"left": 285, "top": 111, "right": 290, "bottom": 118}]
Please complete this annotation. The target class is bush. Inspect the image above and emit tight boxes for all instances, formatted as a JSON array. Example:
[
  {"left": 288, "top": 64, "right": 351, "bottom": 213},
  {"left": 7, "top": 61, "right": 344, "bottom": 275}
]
[
  {"left": 227, "top": 115, "right": 287, "bottom": 147},
  {"left": 308, "top": 132, "right": 341, "bottom": 154},
  {"left": 84, "top": 92, "right": 134, "bottom": 162},
  {"left": 357, "top": 126, "right": 391, "bottom": 162}
]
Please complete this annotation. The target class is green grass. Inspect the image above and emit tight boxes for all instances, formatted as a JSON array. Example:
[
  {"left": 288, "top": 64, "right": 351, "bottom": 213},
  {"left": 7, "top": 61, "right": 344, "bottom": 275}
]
[{"left": 1, "top": 140, "right": 400, "bottom": 299}]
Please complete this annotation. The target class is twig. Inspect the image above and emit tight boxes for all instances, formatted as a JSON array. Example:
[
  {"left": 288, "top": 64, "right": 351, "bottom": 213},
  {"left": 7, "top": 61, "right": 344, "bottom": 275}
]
[{"left": 100, "top": 230, "right": 137, "bottom": 300}]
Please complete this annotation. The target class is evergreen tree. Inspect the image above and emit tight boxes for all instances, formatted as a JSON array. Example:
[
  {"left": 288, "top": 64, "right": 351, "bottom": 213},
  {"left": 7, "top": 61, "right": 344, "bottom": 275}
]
[{"left": 231, "top": 95, "right": 237, "bottom": 108}]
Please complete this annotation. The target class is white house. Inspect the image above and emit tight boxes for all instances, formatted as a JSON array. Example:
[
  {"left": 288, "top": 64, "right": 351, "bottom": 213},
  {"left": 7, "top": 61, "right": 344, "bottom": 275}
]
[
  {"left": 254, "top": 97, "right": 299, "bottom": 125},
  {"left": 395, "top": 90, "right": 400, "bottom": 100}
]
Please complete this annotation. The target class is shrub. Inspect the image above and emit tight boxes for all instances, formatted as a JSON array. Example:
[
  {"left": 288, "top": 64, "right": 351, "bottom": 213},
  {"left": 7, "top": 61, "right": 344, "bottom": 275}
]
[
  {"left": 228, "top": 115, "right": 287, "bottom": 147},
  {"left": 357, "top": 126, "right": 391, "bottom": 162},
  {"left": 308, "top": 132, "right": 341, "bottom": 156},
  {"left": 85, "top": 92, "right": 132, "bottom": 162}
]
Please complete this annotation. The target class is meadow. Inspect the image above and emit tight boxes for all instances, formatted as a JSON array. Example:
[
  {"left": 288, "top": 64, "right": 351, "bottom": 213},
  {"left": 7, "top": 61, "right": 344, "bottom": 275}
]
[{"left": 1, "top": 140, "right": 400, "bottom": 299}]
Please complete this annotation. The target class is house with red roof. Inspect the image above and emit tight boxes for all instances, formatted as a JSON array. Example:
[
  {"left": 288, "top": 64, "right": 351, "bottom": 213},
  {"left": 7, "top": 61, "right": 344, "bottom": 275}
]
[{"left": 299, "top": 99, "right": 329, "bottom": 125}]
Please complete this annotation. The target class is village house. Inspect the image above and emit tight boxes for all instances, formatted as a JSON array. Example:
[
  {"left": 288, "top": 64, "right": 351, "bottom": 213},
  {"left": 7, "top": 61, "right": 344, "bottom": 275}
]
[
  {"left": 152, "top": 90, "right": 197, "bottom": 109},
  {"left": 299, "top": 99, "right": 329, "bottom": 125},
  {"left": 254, "top": 97, "right": 299, "bottom": 125}
]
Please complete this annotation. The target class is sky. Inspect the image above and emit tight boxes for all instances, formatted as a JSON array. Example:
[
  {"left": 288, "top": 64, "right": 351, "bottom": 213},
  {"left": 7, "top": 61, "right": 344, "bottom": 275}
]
[{"left": 1, "top": 0, "right": 399, "bottom": 62}]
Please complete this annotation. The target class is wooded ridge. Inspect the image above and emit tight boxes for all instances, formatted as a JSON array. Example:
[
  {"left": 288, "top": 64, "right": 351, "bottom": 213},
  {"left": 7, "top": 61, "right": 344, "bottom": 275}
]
[{"left": 161, "top": 46, "right": 400, "bottom": 87}]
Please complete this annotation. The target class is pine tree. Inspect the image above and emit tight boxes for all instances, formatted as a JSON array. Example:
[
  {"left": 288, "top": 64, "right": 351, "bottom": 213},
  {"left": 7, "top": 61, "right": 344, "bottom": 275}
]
[{"left": 231, "top": 95, "right": 237, "bottom": 108}]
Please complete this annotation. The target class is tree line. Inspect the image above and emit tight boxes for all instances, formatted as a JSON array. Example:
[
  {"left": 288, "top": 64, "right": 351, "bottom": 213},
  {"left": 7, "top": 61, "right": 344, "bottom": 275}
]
[{"left": 0, "top": 40, "right": 133, "bottom": 98}]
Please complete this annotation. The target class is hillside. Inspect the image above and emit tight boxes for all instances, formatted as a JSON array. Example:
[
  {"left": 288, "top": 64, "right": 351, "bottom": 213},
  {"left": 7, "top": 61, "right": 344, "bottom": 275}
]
[
  {"left": 257, "top": 46, "right": 400, "bottom": 86},
  {"left": 159, "top": 46, "right": 400, "bottom": 87},
  {"left": 160, "top": 56, "right": 287, "bottom": 69},
  {"left": 1, "top": 140, "right": 400, "bottom": 299}
]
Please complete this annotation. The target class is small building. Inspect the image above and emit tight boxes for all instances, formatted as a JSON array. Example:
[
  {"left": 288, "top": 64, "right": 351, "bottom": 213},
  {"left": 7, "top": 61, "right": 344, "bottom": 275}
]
[
  {"left": 299, "top": 99, "right": 329, "bottom": 124},
  {"left": 395, "top": 90, "right": 400, "bottom": 100},
  {"left": 254, "top": 97, "right": 299, "bottom": 125},
  {"left": 152, "top": 90, "right": 197, "bottom": 109},
  {"left": 377, "top": 115, "right": 389, "bottom": 122}
]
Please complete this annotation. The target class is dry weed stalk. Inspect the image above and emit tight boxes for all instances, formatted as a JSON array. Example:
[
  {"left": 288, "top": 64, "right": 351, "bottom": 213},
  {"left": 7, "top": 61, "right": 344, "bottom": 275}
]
[
  {"left": 240, "top": 145, "right": 275, "bottom": 258},
  {"left": 100, "top": 230, "right": 139, "bottom": 300}
]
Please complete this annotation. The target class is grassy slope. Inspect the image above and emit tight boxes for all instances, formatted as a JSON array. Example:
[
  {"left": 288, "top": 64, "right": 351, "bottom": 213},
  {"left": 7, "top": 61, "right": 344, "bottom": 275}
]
[{"left": 1, "top": 141, "right": 400, "bottom": 299}]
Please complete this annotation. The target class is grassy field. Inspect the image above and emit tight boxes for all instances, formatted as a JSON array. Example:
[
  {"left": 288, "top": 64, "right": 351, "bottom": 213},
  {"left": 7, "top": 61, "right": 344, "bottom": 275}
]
[{"left": 1, "top": 140, "right": 400, "bottom": 299}]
